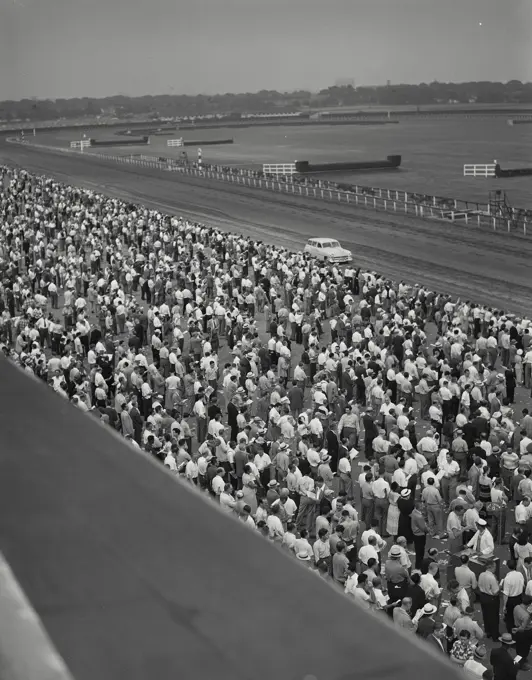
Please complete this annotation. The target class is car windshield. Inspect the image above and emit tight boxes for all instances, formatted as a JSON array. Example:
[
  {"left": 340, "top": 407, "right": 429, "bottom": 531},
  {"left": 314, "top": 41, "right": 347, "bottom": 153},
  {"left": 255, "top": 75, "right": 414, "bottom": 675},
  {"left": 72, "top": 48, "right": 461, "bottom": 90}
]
[{"left": 323, "top": 240, "right": 340, "bottom": 248}]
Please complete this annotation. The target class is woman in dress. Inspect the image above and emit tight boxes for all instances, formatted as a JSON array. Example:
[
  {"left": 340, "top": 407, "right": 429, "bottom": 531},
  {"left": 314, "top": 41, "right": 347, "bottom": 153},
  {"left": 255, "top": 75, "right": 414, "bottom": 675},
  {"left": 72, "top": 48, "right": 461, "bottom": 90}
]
[
  {"left": 478, "top": 465, "right": 492, "bottom": 520},
  {"left": 386, "top": 481, "right": 401, "bottom": 542},
  {"left": 514, "top": 532, "right": 532, "bottom": 571},
  {"left": 241, "top": 464, "right": 258, "bottom": 515}
]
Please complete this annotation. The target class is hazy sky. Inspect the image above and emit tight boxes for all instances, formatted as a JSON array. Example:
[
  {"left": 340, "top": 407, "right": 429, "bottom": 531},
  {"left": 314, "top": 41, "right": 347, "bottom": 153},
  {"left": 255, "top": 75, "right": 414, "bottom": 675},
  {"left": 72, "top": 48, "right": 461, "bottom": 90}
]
[{"left": 1, "top": 0, "right": 530, "bottom": 100}]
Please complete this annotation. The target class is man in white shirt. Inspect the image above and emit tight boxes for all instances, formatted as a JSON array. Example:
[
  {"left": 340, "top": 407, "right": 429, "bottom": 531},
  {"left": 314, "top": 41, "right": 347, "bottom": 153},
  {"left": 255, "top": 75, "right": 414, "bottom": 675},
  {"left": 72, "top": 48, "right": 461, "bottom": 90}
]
[
  {"left": 266, "top": 506, "right": 285, "bottom": 542},
  {"left": 501, "top": 560, "right": 525, "bottom": 631},
  {"left": 421, "top": 563, "right": 442, "bottom": 603},
  {"left": 466, "top": 519, "right": 494, "bottom": 556},
  {"left": 294, "top": 529, "right": 313, "bottom": 559},
  {"left": 361, "top": 527, "right": 386, "bottom": 551},
  {"left": 359, "top": 537, "right": 379, "bottom": 567},
  {"left": 220, "top": 485, "right": 236, "bottom": 513},
  {"left": 211, "top": 468, "right": 225, "bottom": 497},
  {"left": 372, "top": 471, "right": 390, "bottom": 536},
  {"left": 282, "top": 524, "right": 297, "bottom": 552},
  {"left": 344, "top": 566, "right": 358, "bottom": 596},
  {"left": 516, "top": 497, "right": 532, "bottom": 526},
  {"left": 338, "top": 455, "right": 353, "bottom": 497},
  {"left": 163, "top": 451, "right": 177, "bottom": 473}
]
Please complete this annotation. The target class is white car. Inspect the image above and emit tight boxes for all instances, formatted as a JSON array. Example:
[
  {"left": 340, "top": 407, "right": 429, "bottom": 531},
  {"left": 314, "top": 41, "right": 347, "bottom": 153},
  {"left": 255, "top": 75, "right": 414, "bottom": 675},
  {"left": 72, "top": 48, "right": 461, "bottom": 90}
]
[{"left": 303, "top": 237, "right": 352, "bottom": 264}]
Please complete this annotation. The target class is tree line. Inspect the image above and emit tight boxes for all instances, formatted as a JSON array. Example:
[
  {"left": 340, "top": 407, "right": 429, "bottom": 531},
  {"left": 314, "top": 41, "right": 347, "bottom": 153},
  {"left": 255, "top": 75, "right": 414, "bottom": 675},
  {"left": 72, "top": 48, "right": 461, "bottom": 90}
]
[{"left": 1, "top": 81, "right": 531, "bottom": 123}]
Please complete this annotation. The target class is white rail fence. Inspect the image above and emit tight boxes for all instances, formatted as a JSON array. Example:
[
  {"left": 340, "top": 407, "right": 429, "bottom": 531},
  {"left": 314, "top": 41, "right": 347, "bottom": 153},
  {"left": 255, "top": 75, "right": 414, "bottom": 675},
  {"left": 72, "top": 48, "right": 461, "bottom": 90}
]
[
  {"left": 262, "top": 163, "right": 296, "bottom": 176},
  {"left": 167, "top": 138, "right": 184, "bottom": 147},
  {"left": 5, "top": 138, "right": 528, "bottom": 235},
  {"left": 70, "top": 140, "right": 91, "bottom": 150},
  {"left": 463, "top": 164, "right": 496, "bottom": 178}
]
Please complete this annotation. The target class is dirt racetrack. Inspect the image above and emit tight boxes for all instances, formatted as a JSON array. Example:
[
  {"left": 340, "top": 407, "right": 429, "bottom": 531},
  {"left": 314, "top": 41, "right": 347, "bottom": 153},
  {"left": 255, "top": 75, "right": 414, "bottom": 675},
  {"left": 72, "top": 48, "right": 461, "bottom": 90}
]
[{"left": 0, "top": 139, "right": 530, "bottom": 315}]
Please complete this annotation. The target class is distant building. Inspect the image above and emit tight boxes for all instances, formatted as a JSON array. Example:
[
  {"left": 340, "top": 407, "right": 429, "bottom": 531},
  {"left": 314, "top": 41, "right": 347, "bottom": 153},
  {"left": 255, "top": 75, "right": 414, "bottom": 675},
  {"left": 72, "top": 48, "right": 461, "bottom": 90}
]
[
  {"left": 386, "top": 80, "right": 391, "bottom": 87},
  {"left": 335, "top": 78, "right": 355, "bottom": 88}
]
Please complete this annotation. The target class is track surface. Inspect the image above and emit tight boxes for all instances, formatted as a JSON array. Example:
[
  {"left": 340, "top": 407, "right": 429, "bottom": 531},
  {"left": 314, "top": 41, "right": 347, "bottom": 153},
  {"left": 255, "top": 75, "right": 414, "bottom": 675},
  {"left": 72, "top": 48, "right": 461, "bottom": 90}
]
[
  {"left": 1, "top": 140, "right": 530, "bottom": 315},
  {"left": 0, "top": 359, "right": 460, "bottom": 680}
]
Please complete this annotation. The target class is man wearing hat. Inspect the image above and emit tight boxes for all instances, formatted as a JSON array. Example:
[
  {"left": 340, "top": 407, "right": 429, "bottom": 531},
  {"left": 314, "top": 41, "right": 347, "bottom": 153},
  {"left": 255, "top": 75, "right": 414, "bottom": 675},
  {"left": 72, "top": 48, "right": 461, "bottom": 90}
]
[
  {"left": 274, "top": 441, "right": 290, "bottom": 485},
  {"left": 266, "top": 479, "right": 280, "bottom": 507},
  {"left": 490, "top": 634, "right": 518, "bottom": 680},
  {"left": 384, "top": 545, "right": 410, "bottom": 610},
  {"left": 415, "top": 603, "right": 438, "bottom": 638},
  {"left": 397, "top": 488, "right": 415, "bottom": 545},
  {"left": 317, "top": 451, "right": 334, "bottom": 488},
  {"left": 295, "top": 550, "right": 313, "bottom": 570},
  {"left": 463, "top": 645, "right": 489, "bottom": 678},
  {"left": 467, "top": 518, "right": 495, "bottom": 557}
]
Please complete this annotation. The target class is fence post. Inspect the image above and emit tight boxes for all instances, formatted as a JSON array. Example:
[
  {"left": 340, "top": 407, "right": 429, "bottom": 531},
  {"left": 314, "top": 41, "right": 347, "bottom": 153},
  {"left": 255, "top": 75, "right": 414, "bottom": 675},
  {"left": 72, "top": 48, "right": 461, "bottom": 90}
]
[
  {"left": 321, "top": 190, "right": 324, "bottom": 198},
  {"left": 364, "top": 196, "right": 368, "bottom": 207},
  {"left": 384, "top": 200, "right": 387, "bottom": 211}
]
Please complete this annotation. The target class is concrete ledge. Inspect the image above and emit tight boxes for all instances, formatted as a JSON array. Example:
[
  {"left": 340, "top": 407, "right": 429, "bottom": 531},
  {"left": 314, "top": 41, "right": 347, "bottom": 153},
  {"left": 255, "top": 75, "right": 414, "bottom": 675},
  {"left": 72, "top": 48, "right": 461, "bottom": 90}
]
[{"left": 0, "top": 553, "right": 74, "bottom": 680}]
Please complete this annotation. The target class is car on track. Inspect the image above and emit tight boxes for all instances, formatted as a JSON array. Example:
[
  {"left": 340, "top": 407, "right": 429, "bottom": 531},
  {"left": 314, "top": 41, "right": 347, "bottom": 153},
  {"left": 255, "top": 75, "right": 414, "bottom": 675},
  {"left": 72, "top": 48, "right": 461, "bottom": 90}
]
[{"left": 303, "top": 237, "right": 352, "bottom": 264}]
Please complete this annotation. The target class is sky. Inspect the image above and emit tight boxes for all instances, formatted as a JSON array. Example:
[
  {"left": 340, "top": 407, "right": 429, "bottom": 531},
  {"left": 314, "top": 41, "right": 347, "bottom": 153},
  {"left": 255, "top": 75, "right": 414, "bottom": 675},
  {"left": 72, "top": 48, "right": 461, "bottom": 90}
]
[{"left": 0, "top": 0, "right": 531, "bottom": 101}]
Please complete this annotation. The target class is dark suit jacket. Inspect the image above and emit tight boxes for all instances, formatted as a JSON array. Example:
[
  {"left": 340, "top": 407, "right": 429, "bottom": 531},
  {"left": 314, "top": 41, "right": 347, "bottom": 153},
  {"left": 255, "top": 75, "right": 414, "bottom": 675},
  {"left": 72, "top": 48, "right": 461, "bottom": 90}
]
[
  {"left": 227, "top": 402, "right": 239, "bottom": 428},
  {"left": 425, "top": 634, "right": 446, "bottom": 654},
  {"left": 490, "top": 646, "right": 517, "bottom": 680}
]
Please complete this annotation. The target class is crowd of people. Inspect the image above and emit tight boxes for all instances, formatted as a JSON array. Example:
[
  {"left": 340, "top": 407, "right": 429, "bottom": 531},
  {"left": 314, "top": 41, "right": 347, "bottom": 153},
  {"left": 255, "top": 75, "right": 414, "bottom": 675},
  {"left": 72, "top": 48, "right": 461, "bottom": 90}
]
[{"left": 2, "top": 163, "right": 532, "bottom": 680}]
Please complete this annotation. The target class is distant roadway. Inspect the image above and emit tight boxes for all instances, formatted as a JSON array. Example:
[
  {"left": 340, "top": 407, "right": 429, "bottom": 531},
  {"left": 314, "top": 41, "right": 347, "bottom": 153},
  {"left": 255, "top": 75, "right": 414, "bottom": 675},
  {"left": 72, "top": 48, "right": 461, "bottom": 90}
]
[{"left": 1, "top": 139, "right": 530, "bottom": 315}]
